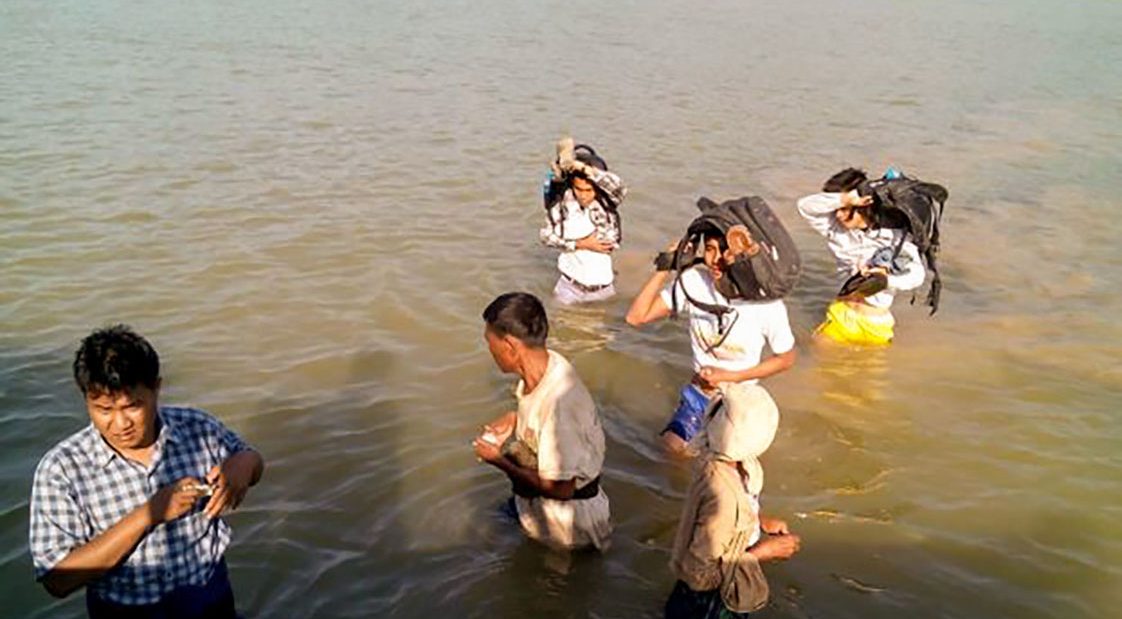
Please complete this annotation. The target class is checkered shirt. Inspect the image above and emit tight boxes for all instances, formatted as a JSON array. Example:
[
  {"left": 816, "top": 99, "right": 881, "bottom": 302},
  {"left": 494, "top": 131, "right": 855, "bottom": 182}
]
[{"left": 29, "top": 406, "right": 252, "bottom": 605}]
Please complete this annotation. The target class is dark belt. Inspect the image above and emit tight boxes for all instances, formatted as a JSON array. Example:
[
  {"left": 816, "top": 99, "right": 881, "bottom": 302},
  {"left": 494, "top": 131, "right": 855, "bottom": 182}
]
[
  {"left": 562, "top": 274, "right": 611, "bottom": 293},
  {"left": 512, "top": 475, "right": 601, "bottom": 501},
  {"left": 572, "top": 476, "right": 601, "bottom": 500}
]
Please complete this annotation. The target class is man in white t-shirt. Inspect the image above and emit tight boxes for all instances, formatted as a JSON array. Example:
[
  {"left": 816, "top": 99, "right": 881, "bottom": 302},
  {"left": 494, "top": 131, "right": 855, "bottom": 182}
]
[
  {"left": 539, "top": 138, "right": 627, "bottom": 305},
  {"left": 626, "top": 230, "right": 797, "bottom": 456},
  {"left": 472, "top": 292, "right": 612, "bottom": 550}
]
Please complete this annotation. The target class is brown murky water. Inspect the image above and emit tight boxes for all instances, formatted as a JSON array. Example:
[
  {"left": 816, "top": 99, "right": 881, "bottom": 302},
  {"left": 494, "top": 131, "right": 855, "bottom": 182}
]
[{"left": 3, "top": 0, "right": 1121, "bottom": 617}]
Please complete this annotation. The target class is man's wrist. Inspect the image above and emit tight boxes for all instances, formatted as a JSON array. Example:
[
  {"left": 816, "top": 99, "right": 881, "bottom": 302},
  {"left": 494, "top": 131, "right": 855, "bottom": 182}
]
[{"left": 137, "top": 500, "right": 158, "bottom": 528}]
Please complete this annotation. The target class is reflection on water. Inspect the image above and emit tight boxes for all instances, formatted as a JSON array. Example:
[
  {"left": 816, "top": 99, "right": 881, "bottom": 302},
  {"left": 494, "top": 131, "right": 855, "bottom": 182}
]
[{"left": 3, "top": 0, "right": 1122, "bottom": 617}]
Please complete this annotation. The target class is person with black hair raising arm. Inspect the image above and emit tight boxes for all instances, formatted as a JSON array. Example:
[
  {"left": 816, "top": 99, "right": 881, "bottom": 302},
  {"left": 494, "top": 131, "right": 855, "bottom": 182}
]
[
  {"left": 797, "top": 168, "right": 927, "bottom": 346},
  {"left": 540, "top": 136, "right": 627, "bottom": 305},
  {"left": 626, "top": 225, "right": 796, "bottom": 457},
  {"left": 28, "top": 325, "right": 264, "bottom": 619},
  {"left": 473, "top": 292, "right": 611, "bottom": 550}
]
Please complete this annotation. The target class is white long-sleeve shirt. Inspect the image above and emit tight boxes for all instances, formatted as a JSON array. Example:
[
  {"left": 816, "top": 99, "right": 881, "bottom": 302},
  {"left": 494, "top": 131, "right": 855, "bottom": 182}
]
[{"left": 797, "top": 192, "right": 926, "bottom": 309}]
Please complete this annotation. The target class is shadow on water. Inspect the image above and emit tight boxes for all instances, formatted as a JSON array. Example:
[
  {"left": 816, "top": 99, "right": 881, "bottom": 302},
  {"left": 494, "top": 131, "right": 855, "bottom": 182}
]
[{"left": 221, "top": 346, "right": 627, "bottom": 619}]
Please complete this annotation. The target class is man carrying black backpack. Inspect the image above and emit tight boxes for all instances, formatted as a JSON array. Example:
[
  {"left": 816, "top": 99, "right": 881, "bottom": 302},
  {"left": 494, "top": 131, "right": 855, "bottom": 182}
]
[{"left": 625, "top": 210, "right": 797, "bottom": 456}]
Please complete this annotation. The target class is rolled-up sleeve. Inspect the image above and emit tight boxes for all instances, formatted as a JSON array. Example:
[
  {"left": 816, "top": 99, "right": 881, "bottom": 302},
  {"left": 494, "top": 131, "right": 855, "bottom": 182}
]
[
  {"left": 207, "top": 416, "right": 251, "bottom": 461},
  {"left": 29, "top": 458, "right": 88, "bottom": 579}
]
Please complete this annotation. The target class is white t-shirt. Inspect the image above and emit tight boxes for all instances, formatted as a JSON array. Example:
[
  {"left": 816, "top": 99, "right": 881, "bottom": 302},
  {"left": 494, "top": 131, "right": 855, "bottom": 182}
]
[
  {"left": 513, "top": 350, "right": 612, "bottom": 550},
  {"left": 660, "top": 267, "right": 795, "bottom": 377}
]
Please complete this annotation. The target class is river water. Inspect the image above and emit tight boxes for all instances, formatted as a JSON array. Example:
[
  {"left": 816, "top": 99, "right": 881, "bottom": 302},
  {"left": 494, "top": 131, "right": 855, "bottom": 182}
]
[{"left": 3, "top": 0, "right": 1121, "bottom": 617}]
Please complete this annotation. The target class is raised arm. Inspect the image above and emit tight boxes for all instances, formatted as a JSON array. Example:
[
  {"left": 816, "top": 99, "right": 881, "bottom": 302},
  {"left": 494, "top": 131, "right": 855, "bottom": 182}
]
[
  {"left": 582, "top": 166, "right": 627, "bottom": 208},
  {"left": 625, "top": 270, "right": 674, "bottom": 327},
  {"left": 796, "top": 192, "right": 845, "bottom": 237}
]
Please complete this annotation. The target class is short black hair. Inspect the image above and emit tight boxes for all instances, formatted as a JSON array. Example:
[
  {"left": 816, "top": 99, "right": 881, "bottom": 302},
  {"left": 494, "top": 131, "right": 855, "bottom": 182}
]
[
  {"left": 697, "top": 222, "right": 729, "bottom": 251},
  {"left": 482, "top": 293, "right": 549, "bottom": 348},
  {"left": 73, "top": 325, "right": 161, "bottom": 395},
  {"left": 823, "top": 167, "right": 868, "bottom": 193}
]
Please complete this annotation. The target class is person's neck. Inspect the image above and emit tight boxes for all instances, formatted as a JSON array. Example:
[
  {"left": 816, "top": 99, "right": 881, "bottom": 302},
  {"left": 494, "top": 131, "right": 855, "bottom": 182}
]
[
  {"left": 518, "top": 348, "right": 552, "bottom": 394},
  {"left": 116, "top": 419, "right": 161, "bottom": 466}
]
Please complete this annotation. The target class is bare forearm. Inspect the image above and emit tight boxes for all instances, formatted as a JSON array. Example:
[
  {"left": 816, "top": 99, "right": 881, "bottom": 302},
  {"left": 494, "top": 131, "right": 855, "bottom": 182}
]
[
  {"left": 492, "top": 457, "right": 575, "bottom": 500},
  {"left": 42, "top": 505, "right": 152, "bottom": 597},
  {"left": 227, "top": 450, "right": 264, "bottom": 487},
  {"left": 487, "top": 411, "right": 516, "bottom": 430},
  {"left": 626, "top": 271, "right": 672, "bottom": 326},
  {"left": 721, "top": 349, "right": 796, "bottom": 383}
]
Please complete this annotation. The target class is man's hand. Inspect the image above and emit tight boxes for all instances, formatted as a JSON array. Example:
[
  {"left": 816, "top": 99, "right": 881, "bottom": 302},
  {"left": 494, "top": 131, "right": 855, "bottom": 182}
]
[
  {"left": 841, "top": 190, "right": 874, "bottom": 208},
  {"left": 748, "top": 533, "right": 801, "bottom": 562},
  {"left": 575, "top": 235, "right": 615, "bottom": 253},
  {"left": 698, "top": 366, "right": 734, "bottom": 387},
  {"left": 472, "top": 436, "right": 503, "bottom": 464},
  {"left": 148, "top": 478, "right": 206, "bottom": 525},
  {"left": 760, "top": 516, "right": 790, "bottom": 535},
  {"left": 203, "top": 454, "right": 256, "bottom": 519},
  {"left": 483, "top": 412, "right": 516, "bottom": 444}
]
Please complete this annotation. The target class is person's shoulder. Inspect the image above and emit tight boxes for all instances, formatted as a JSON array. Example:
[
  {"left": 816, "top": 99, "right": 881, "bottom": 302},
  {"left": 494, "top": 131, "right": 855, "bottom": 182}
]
[
  {"left": 692, "top": 459, "right": 733, "bottom": 502},
  {"left": 547, "top": 351, "right": 596, "bottom": 408},
  {"left": 34, "top": 425, "right": 97, "bottom": 481},
  {"left": 162, "top": 406, "right": 224, "bottom": 436},
  {"left": 548, "top": 351, "right": 584, "bottom": 390}
]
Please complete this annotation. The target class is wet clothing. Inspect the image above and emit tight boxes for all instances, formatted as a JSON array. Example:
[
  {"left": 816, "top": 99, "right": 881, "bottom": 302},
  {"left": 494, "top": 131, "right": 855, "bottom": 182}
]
[
  {"left": 664, "top": 383, "right": 713, "bottom": 443},
  {"left": 815, "top": 299, "right": 896, "bottom": 346},
  {"left": 540, "top": 168, "right": 626, "bottom": 291},
  {"left": 86, "top": 559, "right": 236, "bottom": 619},
  {"left": 512, "top": 350, "right": 612, "bottom": 550},
  {"left": 552, "top": 274, "right": 616, "bottom": 305},
  {"left": 796, "top": 192, "right": 926, "bottom": 310},
  {"left": 670, "top": 457, "right": 769, "bottom": 615},
  {"left": 665, "top": 580, "right": 752, "bottom": 619},
  {"left": 29, "top": 407, "right": 251, "bottom": 608}
]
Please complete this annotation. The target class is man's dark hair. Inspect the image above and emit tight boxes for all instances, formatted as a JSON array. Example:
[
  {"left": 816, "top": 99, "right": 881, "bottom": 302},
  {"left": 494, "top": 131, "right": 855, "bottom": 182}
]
[
  {"left": 822, "top": 168, "right": 868, "bottom": 193},
  {"left": 73, "top": 325, "right": 161, "bottom": 395},
  {"left": 482, "top": 293, "right": 549, "bottom": 348},
  {"left": 698, "top": 222, "right": 729, "bottom": 251}
]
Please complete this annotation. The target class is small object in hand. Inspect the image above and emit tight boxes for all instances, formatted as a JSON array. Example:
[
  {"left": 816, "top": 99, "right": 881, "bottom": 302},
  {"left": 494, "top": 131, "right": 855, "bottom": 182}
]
[
  {"left": 183, "top": 482, "right": 215, "bottom": 496},
  {"left": 480, "top": 431, "right": 501, "bottom": 446}
]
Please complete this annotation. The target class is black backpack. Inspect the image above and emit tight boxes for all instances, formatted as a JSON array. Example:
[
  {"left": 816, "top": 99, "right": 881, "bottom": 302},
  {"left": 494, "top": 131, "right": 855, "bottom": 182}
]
[
  {"left": 660, "top": 196, "right": 802, "bottom": 319},
  {"left": 858, "top": 174, "right": 949, "bottom": 314}
]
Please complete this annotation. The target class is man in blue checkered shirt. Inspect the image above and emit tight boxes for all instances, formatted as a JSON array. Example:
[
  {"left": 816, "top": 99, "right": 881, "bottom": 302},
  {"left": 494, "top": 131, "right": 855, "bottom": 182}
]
[{"left": 29, "top": 325, "right": 265, "bottom": 618}]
